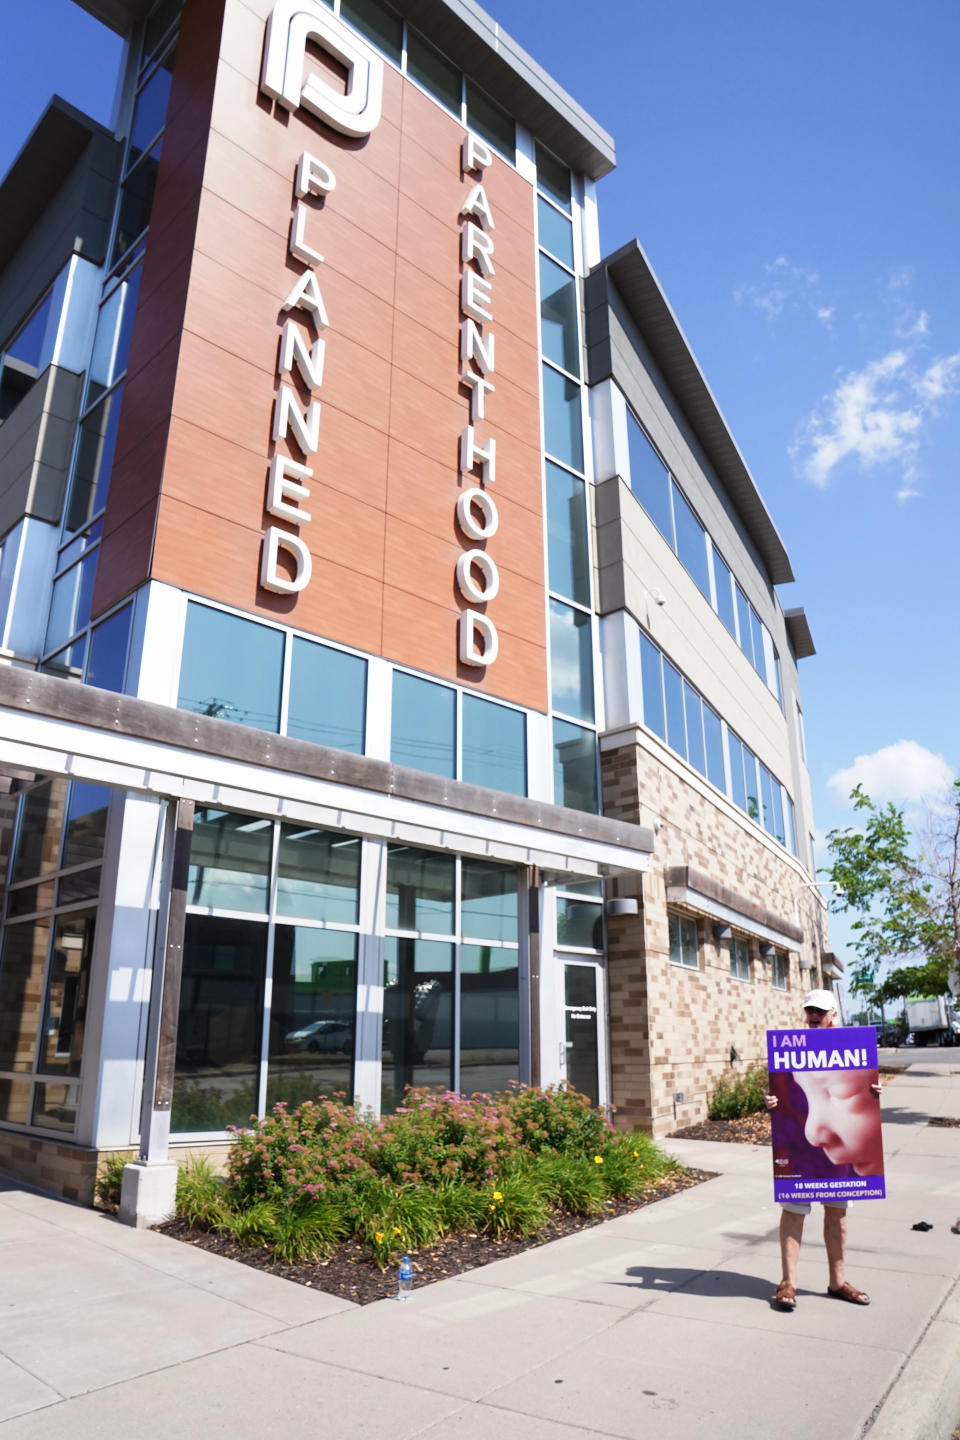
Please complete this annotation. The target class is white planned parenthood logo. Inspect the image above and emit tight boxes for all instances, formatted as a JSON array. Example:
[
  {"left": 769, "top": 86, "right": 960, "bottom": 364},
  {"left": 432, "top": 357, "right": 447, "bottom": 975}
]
[{"left": 261, "top": 0, "right": 384, "bottom": 137}]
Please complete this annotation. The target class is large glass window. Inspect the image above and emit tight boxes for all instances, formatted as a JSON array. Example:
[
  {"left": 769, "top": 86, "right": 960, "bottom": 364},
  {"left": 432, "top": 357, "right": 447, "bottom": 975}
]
[
  {"left": 287, "top": 637, "right": 366, "bottom": 753},
  {"left": 12, "top": 781, "right": 66, "bottom": 883},
  {"left": 729, "top": 935, "right": 751, "bottom": 982},
  {"left": 386, "top": 846, "right": 454, "bottom": 934},
  {"left": 406, "top": 27, "right": 460, "bottom": 112},
  {"left": 391, "top": 672, "right": 455, "bottom": 778},
  {"left": 703, "top": 702, "right": 726, "bottom": 792},
  {"left": 537, "top": 196, "right": 574, "bottom": 268},
  {"left": 0, "top": 920, "right": 51, "bottom": 1072},
  {"left": 112, "top": 140, "right": 161, "bottom": 266},
  {"left": 465, "top": 81, "right": 515, "bottom": 157},
  {"left": 178, "top": 603, "right": 284, "bottom": 732},
  {"left": 268, "top": 926, "right": 357, "bottom": 1110},
  {"left": 539, "top": 255, "right": 580, "bottom": 377},
  {"left": 553, "top": 719, "right": 598, "bottom": 814},
  {"left": 382, "top": 937, "right": 453, "bottom": 1107},
  {"left": 0, "top": 291, "right": 55, "bottom": 421},
  {"left": 276, "top": 826, "right": 360, "bottom": 923},
  {"left": 669, "top": 912, "right": 699, "bottom": 970},
  {"left": 640, "top": 633, "right": 665, "bottom": 740},
  {"left": 64, "top": 388, "right": 125, "bottom": 533},
  {"left": 341, "top": 0, "right": 402, "bottom": 62},
  {"left": 662, "top": 658, "right": 685, "bottom": 756},
  {"left": 542, "top": 364, "right": 584, "bottom": 471},
  {"left": 684, "top": 681, "right": 706, "bottom": 777},
  {"left": 187, "top": 809, "right": 271, "bottom": 913},
  {"left": 62, "top": 783, "right": 110, "bottom": 870},
  {"left": 35, "top": 910, "right": 94, "bottom": 1076},
  {"left": 546, "top": 462, "right": 589, "bottom": 607},
  {"left": 713, "top": 549, "right": 736, "bottom": 637},
  {"left": 626, "top": 413, "right": 673, "bottom": 544},
  {"left": 461, "top": 860, "right": 517, "bottom": 943},
  {"left": 549, "top": 599, "right": 594, "bottom": 723},
  {"left": 85, "top": 605, "right": 132, "bottom": 693},
  {"left": 672, "top": 483, "right": 710, "bottom": 599},
  {"left": 462, "top": 694, "right": 526, "bottom": 795},
  {"left": 86, "top": 266, "right": 143, "bottom": 405}
]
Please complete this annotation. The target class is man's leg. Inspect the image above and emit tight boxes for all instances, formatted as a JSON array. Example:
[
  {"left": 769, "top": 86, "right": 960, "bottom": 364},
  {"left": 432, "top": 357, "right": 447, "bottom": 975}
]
[
  {"left": 779, "top": 1207, "right": 805, "bottom": 1286},
  {"left": 823, "top": 1204, "right": 846, "bottom": 1289}
]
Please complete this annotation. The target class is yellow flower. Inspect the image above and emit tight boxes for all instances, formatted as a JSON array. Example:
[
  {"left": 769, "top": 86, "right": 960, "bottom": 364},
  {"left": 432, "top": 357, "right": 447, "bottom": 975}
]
[
  {"left": 489, "top": 1204, "right": 496, "bottom": 1211},
  {"left": 493, "top": 1190, "right": 503, "bottom": 1203},
  {"left": 374, "top": 1232, "right": 384, "bottom": 1243},
  {"left": 633, "top": 1150, "right": 639, "bottom": 1158},
  {"left": 393, "top": 1227, "right": 402, "bottom": 1236},
  {"left": 594, "top": 1155, "right": 604, "bottom": 1165}
]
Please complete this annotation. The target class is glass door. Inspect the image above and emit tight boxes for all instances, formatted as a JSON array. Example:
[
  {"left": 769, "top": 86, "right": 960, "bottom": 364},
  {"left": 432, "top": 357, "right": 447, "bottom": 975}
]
[{"left": 563, "top": 961, "right": 602, "bottom": 1105}]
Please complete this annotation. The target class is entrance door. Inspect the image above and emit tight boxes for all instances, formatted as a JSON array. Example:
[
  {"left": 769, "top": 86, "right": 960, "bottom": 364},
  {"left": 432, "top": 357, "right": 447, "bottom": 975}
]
[{"left": 563, "top": 962, "right": 603, "bottom": 1106}]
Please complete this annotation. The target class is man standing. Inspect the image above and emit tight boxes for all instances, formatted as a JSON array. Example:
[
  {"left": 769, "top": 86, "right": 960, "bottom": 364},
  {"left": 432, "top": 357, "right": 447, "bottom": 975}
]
[{"left": 765, "top": 988, "right": 881, "bottom": 1311}]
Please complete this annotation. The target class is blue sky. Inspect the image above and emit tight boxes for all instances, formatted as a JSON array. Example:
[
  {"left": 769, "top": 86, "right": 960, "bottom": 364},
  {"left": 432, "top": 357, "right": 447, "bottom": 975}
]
[{"left": 3, "top": 0, "right": 958, "bottom": 995}]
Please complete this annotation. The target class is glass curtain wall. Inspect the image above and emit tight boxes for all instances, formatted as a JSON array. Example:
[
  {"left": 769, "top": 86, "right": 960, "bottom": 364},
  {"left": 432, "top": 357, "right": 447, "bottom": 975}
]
[
  {"left": 0, "top": 779, "right": 112, "bottom": 1134},
  {"left": 536, "top": 145, "right": 599, "bottom": 813},
  {"left": 381, "top": 846, "right": 520, "bottom": 1112},
  {"left": 41, "top": 5, "right": 181, "bottom": 690}
]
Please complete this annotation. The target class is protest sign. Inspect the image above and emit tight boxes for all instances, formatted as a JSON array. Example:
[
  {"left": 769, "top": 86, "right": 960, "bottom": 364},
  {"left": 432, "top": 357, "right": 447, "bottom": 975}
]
[{"left": 766, "top": 1025, "right": 884, "bottom": 1204}]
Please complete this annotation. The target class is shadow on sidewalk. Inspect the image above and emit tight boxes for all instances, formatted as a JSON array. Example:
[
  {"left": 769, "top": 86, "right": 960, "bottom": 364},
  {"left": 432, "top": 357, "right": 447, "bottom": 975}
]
[{"left": 618, "top": 1266, "right": 777, "bottom": 1300}]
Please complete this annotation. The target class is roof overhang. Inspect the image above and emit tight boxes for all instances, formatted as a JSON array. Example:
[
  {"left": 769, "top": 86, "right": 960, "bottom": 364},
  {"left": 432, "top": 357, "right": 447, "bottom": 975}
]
[
  {"left": 72, "top": 0, "right": 616, "bottom": 179},
  {"left": 664, "top": 865, "right": 804, "bottom": 952},
  {"left": 784, "top": 607, "right": 816, "bottom": 659},
  {"left": 586, "top": 240, "right": 795, "bottom": 587},
  {"left": 0, "top": 668, "right": 652, "bottom": 883}
]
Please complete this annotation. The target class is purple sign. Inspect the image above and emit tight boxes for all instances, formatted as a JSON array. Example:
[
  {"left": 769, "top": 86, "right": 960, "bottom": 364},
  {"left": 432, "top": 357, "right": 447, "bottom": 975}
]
[{"left": 766, "top": 1025, "right": 885, "bottom": 1204}]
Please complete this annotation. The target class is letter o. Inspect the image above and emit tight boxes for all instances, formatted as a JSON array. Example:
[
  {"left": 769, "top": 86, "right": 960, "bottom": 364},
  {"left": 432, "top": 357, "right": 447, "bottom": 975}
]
[
  {"left": 456, "top": 488, "right": 499, "bottom": 541},
  {"left": 455, "top": 549, "right": 499, "bottom": 604}
]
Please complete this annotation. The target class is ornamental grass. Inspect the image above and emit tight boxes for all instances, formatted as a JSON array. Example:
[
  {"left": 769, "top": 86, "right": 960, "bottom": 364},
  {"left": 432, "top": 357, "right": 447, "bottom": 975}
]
[{"left": 174, "top": 1084, "right": 684, "bottom": 1270}]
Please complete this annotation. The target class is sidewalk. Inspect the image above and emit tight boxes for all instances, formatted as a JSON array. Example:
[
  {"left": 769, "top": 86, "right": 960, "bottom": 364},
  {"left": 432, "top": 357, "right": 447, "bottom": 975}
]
[{"left": 1, "top": 1062, "right": 958, "bottom": 1440}]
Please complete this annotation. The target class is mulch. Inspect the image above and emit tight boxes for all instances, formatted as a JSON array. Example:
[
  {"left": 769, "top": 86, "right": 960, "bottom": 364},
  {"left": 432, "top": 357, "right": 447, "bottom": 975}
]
[
  {"left": 928, "top": 1117, "right": 960, "bottom": 1128},
  {"left": 155, "top": 1167, "right": 714, "bottom": 1306},
  {"left": 669, "top": 1112, "right": 772, "bottom": 1145}
]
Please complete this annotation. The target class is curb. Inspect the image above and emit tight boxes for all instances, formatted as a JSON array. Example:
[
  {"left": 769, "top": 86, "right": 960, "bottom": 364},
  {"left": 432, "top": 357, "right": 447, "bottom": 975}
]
[{"left": 863, "top": 1278, "right": 960, "bottom": 1440}]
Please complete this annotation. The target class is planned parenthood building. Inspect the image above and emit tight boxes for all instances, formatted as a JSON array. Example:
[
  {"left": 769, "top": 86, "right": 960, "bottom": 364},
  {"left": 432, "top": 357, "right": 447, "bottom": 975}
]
[{"left": 0, "top": 0, "right": 838, "bottom": 1213}]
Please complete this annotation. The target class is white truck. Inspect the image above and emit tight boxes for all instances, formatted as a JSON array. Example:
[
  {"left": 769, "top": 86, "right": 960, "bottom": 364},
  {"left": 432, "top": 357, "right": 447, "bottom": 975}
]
[{"left": 905, "top": 995, "right": 960, "bottom": 1047}]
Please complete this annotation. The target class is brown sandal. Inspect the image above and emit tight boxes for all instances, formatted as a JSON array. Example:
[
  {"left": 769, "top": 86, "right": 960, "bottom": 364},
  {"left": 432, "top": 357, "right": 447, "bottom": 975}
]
[
  {"left": 828, "top": 1282, "right": 870, "bottom": 1305},
  {"left": 773, "top": 1281, "right": 797, "bottom": 1310}
]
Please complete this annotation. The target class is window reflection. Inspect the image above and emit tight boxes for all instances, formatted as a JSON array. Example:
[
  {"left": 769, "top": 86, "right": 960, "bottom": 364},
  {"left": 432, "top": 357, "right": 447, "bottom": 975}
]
[
  {"left": 0, "top": 919, "right": 51, "bottom": 1071},
  {"left": 391, "top": 672, "right": 455, "bottom": 778},
  {"left": 542, "top": 364, "right": 584, "bottom": 471},
  {"left": 406, "top": 27, "right": 460, "bottom": 111},
  {"left": 268, "top": 926, "right": 356, "bottom": 1110},
  {"left": 537, "top": 196, "right": 574, "bottom": 268},
  {"left": 546, "top": 462, "right": 589, "bottom": 607},
  {"left": 86, "top": 605, "right": 132, "bottom": 693},
  {"left": 37, "top": 908, "right": 95, "bottom": 1075},
  {"left": 381, "top": 937, "right": 452, "bottom": 1112},
  {"left": 276, "top": 826, "right": 360, "bottom": 923},
  {"left": 461, "top": 861, "right": 518, "bottom": 943},
  {"left": 549, "top": 599, "right": 594, "bottom": 723},
  {"left": 0, "top": 291, "right": 54, "bottom": 421},
  {"left": 178, "top": 602, "right": 284, "bottom": 731},
  {"left": 461, "top": 694, "right": 526, "bottom": 795},
  {"left": 552, "top": 718, "right": 598, "bottom": 813},
  {"left": 460, "top": 942, "right": 518, "bottom": 1096},
  {"left": 287, "top": 637, "right": 366, "bottom": 753},
  {"left": 539, "top": 255, "right": 580, "bottom": 376},
  {"left": 32, "top": 1080, "right": 81, "bottom": 1133},
  {"left": 340, "top": 0, "right": 403, "bottom": 63},
  {"left": 64, "top": 387, "right": 124, "bottom": 533},
  {"left": 12, "top": 781, "right": 66, "bottom": 883},
  {"left": 386, "top": 846, "right": 454, "bottom": 933},
  {"left": 62, "top": 783, "right": 110, "bottom": 870},
  {"left": 188, "top": 809, "right": 271, "bottom": 913},
  {"left": 465, "top": 81, "right": 515, "bottom": 157},
  {"left": 112, "top": 141, "right": 161, "bottom": 265},
  {"left": 626, "top": 414, "right": 672, "bottom": 544}
]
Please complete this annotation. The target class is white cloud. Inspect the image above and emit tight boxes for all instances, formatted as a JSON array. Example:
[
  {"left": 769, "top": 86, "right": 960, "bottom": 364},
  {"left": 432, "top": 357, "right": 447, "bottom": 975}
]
[
  {"left": 793, "top": 345, "right": 960, "bottom": 489},
  {"left": 896, "top": 484, "right": 921, "bottom": 503},
  {"left": 828, "top": 741, "right": 955, "bottom": 807},
  {"left": 816, "top": 306, "right": 835, "bottom": 328},
  {"left": 734, "top": 256, "right": 827, "bottom": 324}
]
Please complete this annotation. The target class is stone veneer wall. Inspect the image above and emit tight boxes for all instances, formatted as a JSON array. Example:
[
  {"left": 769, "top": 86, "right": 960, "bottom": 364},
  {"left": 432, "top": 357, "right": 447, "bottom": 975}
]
[
  {"left": 602, "top": 736, "right": 828, "bottom": 1136},
  {"left": 0, "top": 1136, "right": 233, "bottom": 1206}
]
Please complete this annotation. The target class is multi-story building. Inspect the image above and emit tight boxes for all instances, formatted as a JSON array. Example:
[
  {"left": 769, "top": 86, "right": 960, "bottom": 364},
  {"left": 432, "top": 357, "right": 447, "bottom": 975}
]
[{"left": 0, "top": 0, "right": 836, "bottom": 1217}]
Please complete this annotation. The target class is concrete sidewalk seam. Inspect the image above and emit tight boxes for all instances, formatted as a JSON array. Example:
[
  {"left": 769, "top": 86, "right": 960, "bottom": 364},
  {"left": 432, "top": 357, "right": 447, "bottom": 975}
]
[{"left": 0, "top": 1349, "right": 69, "bottom": 1405}]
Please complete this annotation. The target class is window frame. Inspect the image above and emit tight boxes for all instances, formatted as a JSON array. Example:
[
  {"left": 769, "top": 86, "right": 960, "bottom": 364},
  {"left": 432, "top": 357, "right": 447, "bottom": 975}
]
[{"left": 668, "top": 911, "right": 699, "bottom": 970}]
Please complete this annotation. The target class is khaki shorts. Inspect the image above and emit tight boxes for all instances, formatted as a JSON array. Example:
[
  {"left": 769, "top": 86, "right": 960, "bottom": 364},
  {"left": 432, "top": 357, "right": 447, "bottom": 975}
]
[{"left": 780, "top": 1201, "right": 849, "bottom": 1215}]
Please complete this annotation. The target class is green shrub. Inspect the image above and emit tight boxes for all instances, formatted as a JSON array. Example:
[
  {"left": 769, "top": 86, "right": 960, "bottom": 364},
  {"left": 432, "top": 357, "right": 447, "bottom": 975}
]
[
  {"left": 483, "top": 1170, "right": 551, "bottom": 1239},
  {"left": 708, "top": 1063, "right": 769, "bottom": 1120},
  {"left": 435, "top": 1179, "right": 489, "bottom": 1234},
  {"left": 176, "top": 1155, "right": 230, "bottom": 1230},
  {"left": 271, "top": 1197, "right": 346, "bottom": 1264},
  {"left": 599, "top": 1132, "right": 679, "bottom": 1200},
  {"left": 95, "top": 1151, "right": 133, "bottom": 1210},
  {"left": 220, "top": 1200, "right": 279, "bottom": 1248},
  {"left": 527, "top": 1152, "right": 607, "bottom": 1215}
]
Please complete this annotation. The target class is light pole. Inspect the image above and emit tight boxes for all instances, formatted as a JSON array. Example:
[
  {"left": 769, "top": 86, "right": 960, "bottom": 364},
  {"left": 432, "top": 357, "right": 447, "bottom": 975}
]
[{"left": 793, "top": 879, "right": 843, "bottom": 926}]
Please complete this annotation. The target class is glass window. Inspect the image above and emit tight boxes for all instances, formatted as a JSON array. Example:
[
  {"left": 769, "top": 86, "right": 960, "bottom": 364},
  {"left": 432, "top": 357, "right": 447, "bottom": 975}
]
[
  {"left": 796, "top": 704, "right": 807, "bottom": 764},
  {"left": 341, "top": 0, "right": 402, "bottom": 62},
  {"left": 391, "top": 671, "right": 455, "bottom": 778},
  {"left": 178, "top": 603, "right": 284, "bottom": 732},
  {"left": 750, "top": 610, "right": 767, "bottom": 682},
  {"left": 460, "top": 942, "right": 519, "bottom": 1096},
  {"left": 743, "top": 744, "right": 760, "bottom": 822},
  {"left": 536, "top": 144, "right": 571, "bottom": 208},
  {"left": 381, "top": 937, "right": 453, "bottom": 1111},
  {"left": 112, "top": 141, "right": 161, "bottom": 265},
  {"left": 267, "top": 926, "right": 357, "bottom": 1110},
  {"left": 669, "top": 912, "right": 698, "bottom": 969},
  {"left": 727, "top": 731, "right": 747, "bottom": 812},
  {"left": 760, "top": 763, "right": 776, "bottom": 837},
  {"left": 276, "top": 826, "right": 360, "bottom": 923},
  {"left": 143, "top": 0, "right": 182, "bottom": 60},
  {"left": 0, "top": 1079, "right": 31, "bottom": 1126},
  {"left": 735, "top": 584, "right": 753, "bottom": 664},
  {"left": 86, "top": 265, "right": 142, "bottom": 406},
  {"left": 64, "top": 386, "right": 125, "bottom": 532},
  {"left": 539, "top": 254, "right": 580, "bottom": 377},
  {"left": 703, "top": 703, "right": 725, "bottom": 791},
  {"left": 6, "top": 881, "right": 55, "bottom": 919},
  {"left": 546, "top": 462, "right": 589, "bottom": 607},
  {"left": 287, "top": 637, "right": 366, "bottom": 753},
  {"left": 542, "top": 364, "right": 584, "bottom": 471},
  {"left": 564, "top": 963, "right": 599, "bottom": 1104},
  {"left": 771, "top": 646, "right": 783, "bottom": 705},
  {"left": 386, "top": 846, "right": 454, "bottom": 934},
  {"left": 0, "top": 919, "right": 51, "bottom": 1071},
  {"left": 785, "top": 796, "right": 797, "bottom": 857},
  {"left": 62, "top": 783, "right": 110, "bottom": 869},
  {"left": 662, "top": 658, "right": 685, "bottom": 757},
  {"left": 713, "top": 549, "right": 736, "bottom": 636},
  {"left": 557, "top": 896, "right": 603, "bottom": 950},
  {"left": 171, "top": 915, "right": 267, "bottom": 1132},
  {"left": 36, "top": 908, "right": 95, "bottom": 1075},
  {"left": 187, "top": 809, "right": 271, "bottom": 913},
  {"left": 553, "top": 718, "right": 598, "bottom": 814},
  {"left": 729, "top": 935, "right": 751, "bottom": 982},
  {"left": 0, "top": 292, "right": 54, "bottom": 421},
  {"left": 32, "top": 1080, "right": 80, "bottom": 1134},
  {"left": 129, "top": 50, "right": 174, "bottom": 168},
  {"left": 773, "top": 952, "right": 789, "bottom": 990},
  {"left": 406, "top": 28, "right": 461, "bottom": 112},
  {"left": 461, "top": 860, "right": 517, "bottom": 944},
  {"left": 672, "top": 484, "right": 710, "bottom": 599},
  {"left": 465, "top": 81, "right": 515, "bottom": 157},
  {"left": 86, "top": 604, "right": 131, "bottom": 693},
  {"left": 626, "top": 414, "right": 672, "bottom": 544},
  {"left": 57, "top": 868, "right": 101, "bottom": 906},
  {"left": 537, "top": 196, "right": 574, "bottom": 268},
  {"left": 462, "top": 694, "right": 526, "bottom": 795},
  {"left": 639, "top": 633, "right": 665, "bottom": 740},
  {"left": 684, "top": 682, "right": 705, "bottom": 776},
  {"left": 45, "top": 551, "right": 97, "bottom": 654},
  {"left": 12, "top": 781, "right": 66, "bottom": 884},
  {"left": 41, "top": 636, "right": 86, "bottom": 682},
  {"left": 549, "top": 599, "right": 594, "bottom": 723}
]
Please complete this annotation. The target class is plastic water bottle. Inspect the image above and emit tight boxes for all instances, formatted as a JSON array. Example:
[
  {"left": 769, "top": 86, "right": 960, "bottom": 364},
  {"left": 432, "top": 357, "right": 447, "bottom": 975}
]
[{"left": 398, "top": 1255, "right": 413, "bottom": 1302}]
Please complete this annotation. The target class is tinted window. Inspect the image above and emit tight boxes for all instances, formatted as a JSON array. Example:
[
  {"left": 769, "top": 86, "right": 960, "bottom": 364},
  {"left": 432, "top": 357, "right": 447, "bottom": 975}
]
[
  {"left": 391, "top": 672, "right": 455, "bottom": 778},
  {"left": 553, "top": 719, "right": 597, "bottom": 813},
  {"left": 713, "top": 549, "right": 736, "bottom": 636},
  {"left": 287, "top": 637, "right": 366, "bottom": 753},
  {"left": 406, "top": 28, "right": 460, "bottom": 112},
  {"left": 465, "top": 81, "right": 515, "bottom": 156},
  {"left": 539, "top": 254, "right": 579, "bottom": 376},
  {"left": 537, "top": 196, "right": 574, "bottom": 268},
  {"left": 735, "top": 585, "right": 753, "bottom": 663},
  {"left": 728, "top": 731, "right": 747, "bottom": 811},
  {"left": 750, "top": 610, "right": 767, "bottom": 682},
  {"left": 188, "top": 808, "right": 272, "bottom": 913},
  {"left": 86, "top": 605, "right": 131, "bottom": 693},
  {"left": 340, "top": 0, "right": 402, "bottom": 62},
  {"left": 86, "top": 264, "right": 142, "bottom": 405},
  {"left": 542, "top": 364, "right": 584, "bottom": 471},
  {"left": 65, "top": 386, "right": 124, "bottom": 532},
  {"left": 684, "top": 682, "right": 705, "bottom": 776},
  {"left": 178, "top": 603, "right": 284, "bottom": 732},
  {"left": 112, "top": 141, "right": 161, "bottom": 264},
  {"left": 462, "top": 694, "right": 526, "bottom": 795},
  {"left": 546, "top": 462, "right": 590, "bottom": 606},
  {"left": 536, "top": 144, "right": 571, "bottom": 208},
  {"left": 626, "top": 414, "right": 672, "bottom": 543},
  {"left": 672, "top": 483, "right": 710, "bottom": 598},
  {"left": 128, "top": 50, "right": 174, "bottom": 165},
  {"left": 276, "top": 826, "right": 360, "bottom": 923},
  {"left": 549, "top": 599, "right": 594, "bottom": 722},
  {"left": 461, "top": 860, "right": 518, "bottom": 943},
  {"left": 386, "top": 846, "right": 455, "bottom": 933},
  {"left": 663, "top": 658, "right": 685, "bottom": 756},
  {"left": 703, "top": 702, "right": 725, "bottom": 791},
  {"left": 639, "top": 633, "right": 665, "bottom": 739}
]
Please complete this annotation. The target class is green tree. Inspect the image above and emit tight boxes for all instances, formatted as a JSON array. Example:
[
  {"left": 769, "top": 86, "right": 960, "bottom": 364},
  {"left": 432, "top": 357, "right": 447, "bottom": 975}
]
[{"left": 825, "top": 781, "right": 960, "bottom": 1003}]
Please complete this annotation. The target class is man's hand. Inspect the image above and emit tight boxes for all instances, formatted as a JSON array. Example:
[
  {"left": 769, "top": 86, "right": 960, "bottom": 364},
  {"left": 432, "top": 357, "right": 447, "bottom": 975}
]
[
  {"left": 764, "top": 1092, "right": 778, "bottom": 1110},
  {"left": 870, "top": 1082, "right": 881, "bottom": 1098}
]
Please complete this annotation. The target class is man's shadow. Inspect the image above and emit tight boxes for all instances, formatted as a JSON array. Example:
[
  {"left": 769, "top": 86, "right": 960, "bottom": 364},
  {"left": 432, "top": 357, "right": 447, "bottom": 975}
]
[{"left": 619, "top": 1266, "right": 783, "bottom": 1302}]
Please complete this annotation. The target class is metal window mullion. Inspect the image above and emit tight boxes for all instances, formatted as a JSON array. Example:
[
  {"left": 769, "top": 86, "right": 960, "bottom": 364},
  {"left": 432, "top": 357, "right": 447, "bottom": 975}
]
[
  {"left": 278, "top": 627, "right": 293, "bottom": 736},
  {"left": 257, "top": 821, "right": 282, "bottom": 1119}
]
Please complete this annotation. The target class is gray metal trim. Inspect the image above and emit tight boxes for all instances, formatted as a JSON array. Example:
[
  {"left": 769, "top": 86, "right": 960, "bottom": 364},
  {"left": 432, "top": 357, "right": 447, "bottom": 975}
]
[
  {"left": 72, "top": 0, "right": 616, "bottom": 179},
  {"left": 0, "top": 666, "right": 654, "bottom": 855},
  {"left": 585, "top": 241, "right": 795, "bottom": 587},
  {"left": 664, "top": 863, "right": 804, "bottom": 946},
  {"left": 784, "top": 607, "right": 816, "bottom": 659}
]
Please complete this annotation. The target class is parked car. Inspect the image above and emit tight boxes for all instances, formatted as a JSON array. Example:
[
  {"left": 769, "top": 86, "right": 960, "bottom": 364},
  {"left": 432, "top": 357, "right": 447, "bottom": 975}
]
[{"left": 285, "top": 1019, "right": 354, "bottom": 1054}]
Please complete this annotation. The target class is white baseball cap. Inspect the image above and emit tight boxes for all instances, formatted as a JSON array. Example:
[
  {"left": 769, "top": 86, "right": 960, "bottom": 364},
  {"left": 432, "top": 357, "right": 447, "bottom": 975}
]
[{"left": 803, "top": 989, "right": 837, "bottom": 1012}]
